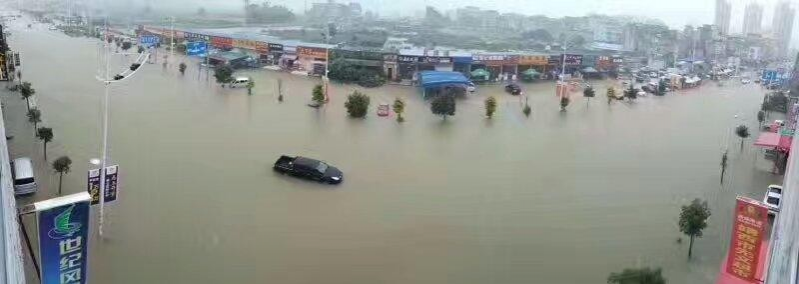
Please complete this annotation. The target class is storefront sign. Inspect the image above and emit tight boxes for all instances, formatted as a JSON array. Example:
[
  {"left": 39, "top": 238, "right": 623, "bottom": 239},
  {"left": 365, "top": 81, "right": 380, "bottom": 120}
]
[
  {"left": 297, "top": 46, "right": 328, "bottom": 60},
  {"left": 564, "top": 54, "right": 582, "bottom": 65},
  {"left": 421, "top": 56, "right": 451, "bottom": 64},
  {"left": 104, "top": 165, "right": 119, "bottom": 203},
  {"left": 35, "top": 192, "right": 91, "bottom": 284},
  {"left": 87, "top": 169, "right": 100, "bottom": 205},
  {"left": 519, "top": 55, "right": 548, "bottom": 65},
  {"left": 255, "top": 42, "right": 270, "bottom": 54},
  {"left": 725, "top": 197, "right": 768, "bottom": 282},
  {"left": 184, "top": 32, "right": 210, "bottom": 42},
  {"left": 612, "top": 57, "right": 624, "bottom": 64},
  {"left": 398, "top": 55, "right": 418, "bottom": 63},
  {"left": 268, "top": 43, "right": 284, "bottom": 52},
  {"left": 232, "top": 38, "right": 259, "bottom": 50},
  {"left": 473, "top": 54, "right": 517, "bottom": 65},
  {"left": 210, "top": 36, "right": 233, "bottom": 49},
  {"left": 383, "top": 54, "right": 397, "bottom": 62}
]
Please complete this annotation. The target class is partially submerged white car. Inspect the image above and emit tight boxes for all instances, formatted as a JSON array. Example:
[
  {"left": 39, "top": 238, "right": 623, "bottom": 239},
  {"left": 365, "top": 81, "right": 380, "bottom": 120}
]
[{"left": 764, "top": 184, "right": 782, "bottom": 214}]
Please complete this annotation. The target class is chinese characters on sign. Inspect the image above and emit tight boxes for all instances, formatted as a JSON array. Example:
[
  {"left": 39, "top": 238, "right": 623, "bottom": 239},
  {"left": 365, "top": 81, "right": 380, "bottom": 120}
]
[
  {"left": 518, "top": 55, "right": 548, "bottom": 65},
  {"left": 232, "top": 39, "right": 259, "bottom": 50},
  {"left": 297, "top": 46, "right": 328, "bottom": 60},
  {"left": 36, "top": 193, "right": 91, "bottom": 284},
  {"left": 725, "top": 197, "right": 768, "bottom": 282},
  {"left": 104, "top": 165, "right": 120, "bottom": 203},
  {"left": 87, "top": 169, "right": 100, "bottom": 205},
  {"left": 563, "top": 54, "right": 583, "bottom": 65}
]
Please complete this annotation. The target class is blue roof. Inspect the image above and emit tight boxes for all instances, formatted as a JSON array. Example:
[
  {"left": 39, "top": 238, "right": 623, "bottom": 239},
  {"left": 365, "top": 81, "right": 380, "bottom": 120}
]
[{"left": 419, "top": 71, "right": 470, "bottom": 88}]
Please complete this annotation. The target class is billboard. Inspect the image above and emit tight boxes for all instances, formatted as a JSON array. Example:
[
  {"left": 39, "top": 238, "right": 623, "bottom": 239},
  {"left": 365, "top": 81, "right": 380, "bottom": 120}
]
[
  {"left": 725, "top": 196, "right": 768, "bottom": 282},
  {"left": 139, "top": 35, "right": 160, "bottom": 48},
  {"left": 186, "top": 41, "right": 208, "bottom": 56},
  {"left": 35, "top": 192, "right": 91, "bottom": 284},
  {"left": 103, "top": 165, "right": 119, "bottom": 203}
]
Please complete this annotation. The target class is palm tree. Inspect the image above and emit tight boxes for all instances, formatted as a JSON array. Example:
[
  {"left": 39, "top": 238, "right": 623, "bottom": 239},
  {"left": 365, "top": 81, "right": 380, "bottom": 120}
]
[
  {"left": 26, "top": 108, "right": 41, "bottom": 134},
  {"left": 19, "top": 81, "right": 34, "bottom": 111},
  {"left": 607, "top": 267, "right": 666, "bottom": 284},
  {"left": 36, "top": 127, "right": 53, "bottom": 160},
  {"left": 52, "top": 156, "right": 72, "bottom": 196},
  {"left": 485, "top": 96, "right": 497, "bottom": 118},
  {"left": 735, "top": 125, "right": 750, "bottom": 151}
]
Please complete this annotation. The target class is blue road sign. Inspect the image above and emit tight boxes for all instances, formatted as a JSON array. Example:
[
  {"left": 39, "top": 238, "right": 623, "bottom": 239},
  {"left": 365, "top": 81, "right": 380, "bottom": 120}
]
[{"left": 139, "top": 35, "right": 160, "bottom": 47}]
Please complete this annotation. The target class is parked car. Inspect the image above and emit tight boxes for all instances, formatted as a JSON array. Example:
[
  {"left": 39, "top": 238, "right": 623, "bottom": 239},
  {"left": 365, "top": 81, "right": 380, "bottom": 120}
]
[
  {"left": 229, "top": 77, "right": 251, "bottom": 88},
  {"left": 12, "top": 157, "right": 37, "bottom": 195},
  {"left": 466, "top": 82, "right": 476, "bottom": 93},
  {"left": 504, "top": 84, "right": 522, "bottom": 95},
  {"left": 741, "top": 79, "right": 751, "bottom": 84},
  {"left": 764, "top": 184, "right": 782, "bottom": 214},
  {"left": 274, "top": 155, "right": 343, "bottom": 184}
]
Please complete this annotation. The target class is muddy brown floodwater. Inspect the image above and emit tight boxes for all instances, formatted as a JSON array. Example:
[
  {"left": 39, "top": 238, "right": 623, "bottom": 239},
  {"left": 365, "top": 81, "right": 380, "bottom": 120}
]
[{"left": 4, "top": 18, "right": 783, "bottom": 284}]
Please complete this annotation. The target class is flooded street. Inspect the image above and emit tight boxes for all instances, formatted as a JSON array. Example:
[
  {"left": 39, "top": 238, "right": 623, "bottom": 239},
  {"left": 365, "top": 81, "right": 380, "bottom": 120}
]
[{"left": 6, "top": 21, "right": 783, "bottom": 284}]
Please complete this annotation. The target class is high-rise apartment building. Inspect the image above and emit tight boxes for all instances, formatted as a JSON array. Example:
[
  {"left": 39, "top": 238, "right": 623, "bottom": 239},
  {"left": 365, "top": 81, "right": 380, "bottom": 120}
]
[
  {"left": 715, "top": 0, "right": 732, "bottom": 35},
  {"left": 772, "top": 1, "right": 795, "bottom": 56},
  {"left": 743, "top": 2, "right": 763, "bottom": 35}
]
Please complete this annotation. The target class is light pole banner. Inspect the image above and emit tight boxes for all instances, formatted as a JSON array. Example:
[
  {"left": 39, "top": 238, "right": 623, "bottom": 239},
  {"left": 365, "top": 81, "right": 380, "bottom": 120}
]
[
  {"left": 725, "top": 196, "right": 768, "bottom": 281},
  {"left": 104, "top": 165, "right": 119, "bottom": 204},
  {"left": 35, "top": 192, "right": 91, "bottom": 284},
  {"left": 87, "top": 169, "right": 100, "bottom": 205}
]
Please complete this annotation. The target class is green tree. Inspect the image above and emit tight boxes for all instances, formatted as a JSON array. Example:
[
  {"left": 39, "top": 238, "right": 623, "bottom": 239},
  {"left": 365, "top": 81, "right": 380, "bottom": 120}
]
[
  {"left": 657, "top": 80, "right": 667, "bottom": 96},
  {"left": 19, "top": 81, "right": 34, "bottom": 111},
  {"left": 36, "top": 127, "right": 53, "bottom": 161},
  {"left": 121, "top": 41, "right": 132, "bottom": 51},
  {"left": 523, "top": 104, "right": 532, "bottom": 117},
  {"left": 735, "top": 125, "right": 750, "bottom": 151},
  {"left": 560, "top": 96, "right": 570, "bottom": 112},
  {"left": 52, "top": 156, "right": 72, "bottom": 196},
  {"left": 607, "top": 87, "right": 616, "bottom": 104},
  {"left": 312, "top": 84, "right": 325, "bottom": 105},
  {"left": 178, "top": 62, "right": 187, "bottom": 75},
  {"left": 393, "top": 98, "right": 405, "bottom": 122},
  {"left": 344, "top": 91, "right": 370, "bottom": 118},
  {"left": 246, "top": 80, "right": 255, "bottom": 95},
  {"left": 137, "top": 45, "right": 145, "bottom": 54},
  {"left": 277, "top": 79, "right": 284, "bottom": 102},
  {"left": 678, "top": 198, "right": 711, "bottom": 258},
  {"left": 624, "top": 85, "right": 637, "bottom": 101},
  {"left": 485, "top": 96, "right": 497, "bottom": 118},
  {"left": 213, "top": 65, "right": 234, "bottom": 86},
  {"left": 430, "top": 94, "right": 456, "bottom": 120},
  {"left": 757, "top": 110, "right": 765, "bottom": 127},
  {"left": 26, "top": 108, "right": 41, "bottom": 134},
  {"left": 607, "top": 267, "right": 666, "bottom": 284},
  {"left": 583, "top": 86, "right": 595, "bottom": 101}
]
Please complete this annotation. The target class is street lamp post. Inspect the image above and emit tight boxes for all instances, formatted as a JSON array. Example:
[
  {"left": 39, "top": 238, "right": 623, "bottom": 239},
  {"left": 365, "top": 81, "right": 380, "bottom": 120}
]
[{"left": 94, "top": 19, "right": 149, "bottom": 237}]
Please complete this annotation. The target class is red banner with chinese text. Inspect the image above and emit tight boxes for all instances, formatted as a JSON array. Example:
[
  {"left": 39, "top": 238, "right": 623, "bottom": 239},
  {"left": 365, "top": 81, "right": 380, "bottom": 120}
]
[{"left": 725, "top": 197, "right": 768, "bottom": 282}]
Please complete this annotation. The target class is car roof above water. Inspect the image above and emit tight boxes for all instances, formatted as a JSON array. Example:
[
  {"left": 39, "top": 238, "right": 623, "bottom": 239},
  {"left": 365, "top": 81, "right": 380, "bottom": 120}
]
[{"left": 294, "top": 157, "right": 321, "bottom": 168}]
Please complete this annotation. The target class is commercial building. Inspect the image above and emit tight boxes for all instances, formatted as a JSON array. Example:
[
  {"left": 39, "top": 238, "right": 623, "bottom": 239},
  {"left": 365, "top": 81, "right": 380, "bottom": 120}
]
[
  {"left": 0, "top": 96, "right": 27, "bottom": 284},
  {"left": 715, "top": 0, "right": 732, "bottom": 35},
  {"left": 743, "top": 2, "right": 763, "bottom": 35},
  {"left": 772, "top": 1, "right": 795, "bottom": 57}
]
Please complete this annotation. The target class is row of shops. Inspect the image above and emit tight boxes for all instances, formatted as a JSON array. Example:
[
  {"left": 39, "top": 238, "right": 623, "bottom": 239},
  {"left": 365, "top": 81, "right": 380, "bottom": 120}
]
[{"left": 136, "top": 26, "right": 625, "bottom": 80}]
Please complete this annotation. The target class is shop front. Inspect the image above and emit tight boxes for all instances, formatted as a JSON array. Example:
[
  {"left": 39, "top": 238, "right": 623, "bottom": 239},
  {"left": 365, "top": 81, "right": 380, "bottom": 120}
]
[
  {"left": 261, "top": 43, "right": 283, "bottom": 66},
  {"left": 210, "top": 36, "right": 233, "bottom": 51},
  {"left": 518, "top": 55, "right": 549, "bottom": 81},
  {"left": 232, "top": 38, "right": 260, "bottom": 58},
  {"left": 396, "top": 55, "right": 454, "bottom": 81},
  {"left": 452, "top": 55, "right": 473, "bottom": 76},
  {"left": 472, "top": 54, "right": 519, "bottom": 81},
  {"left": 563, "top": 54, "right": 583, "bottom": 76},
  {"left": 383, "top": 54, "right": 398, "bottom": 81},
  {"left": 297, "top": 46, "right": 328, "bottom": 76}
]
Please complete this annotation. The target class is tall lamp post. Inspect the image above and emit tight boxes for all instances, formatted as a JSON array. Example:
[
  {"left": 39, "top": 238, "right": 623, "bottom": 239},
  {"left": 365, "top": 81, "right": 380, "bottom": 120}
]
[{"left": 94, "top": 20, "right": 149, "bottom": 237}]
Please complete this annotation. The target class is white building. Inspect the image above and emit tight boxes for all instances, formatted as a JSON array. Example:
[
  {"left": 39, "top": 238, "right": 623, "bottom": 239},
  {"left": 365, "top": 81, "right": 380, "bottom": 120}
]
[
  {"left": 715, "top": 0, "right": 732, "bottom": 35},
  {"left": 772, "top": 1, "right": 795, "bottom": 56},
  {"left": 743, "top": 2, "right": 763, "bottom": 35}
]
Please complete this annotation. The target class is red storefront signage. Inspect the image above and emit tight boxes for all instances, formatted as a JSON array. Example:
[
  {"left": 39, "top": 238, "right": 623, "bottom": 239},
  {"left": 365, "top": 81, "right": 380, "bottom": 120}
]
[
  {"left": 725, "top": 197, "right": 768, "bottom": 282},
  {"left": 297, "top": 46, "right": 328, "bottom": 60},
  {"left": 211, "top": 36, "right": 233, "bottom": 49},
  {"left": 255, "top": 42, "right": 269, "bottom": 54}
]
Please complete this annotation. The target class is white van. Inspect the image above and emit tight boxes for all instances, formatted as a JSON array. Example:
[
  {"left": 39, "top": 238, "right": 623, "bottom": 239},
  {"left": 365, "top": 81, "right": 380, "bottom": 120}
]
[
  {"left": 229, "top": 77, "right": 250, "bottom": 88},
  {"left": 13, "top": 157, "right": 36, "bottom": 195}
]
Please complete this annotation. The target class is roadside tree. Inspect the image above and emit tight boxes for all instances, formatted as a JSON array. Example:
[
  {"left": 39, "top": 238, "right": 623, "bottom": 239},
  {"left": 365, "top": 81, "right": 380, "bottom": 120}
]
[
  {"left": 560, "top": 96, "right": 570, "bottom": 112},
  {"left": 178, "top": 62, "right": 187, "bottom": 75},
  {"left": 19, "top": 81, "right": 34, "bottom": 111},
  {"left": 213, "top": 65, "right": 234, "bottom": 87},
  {"left": 678, "top": 198, "right": 711, "bottom": 258},
  {"left": 247, "top": 80, "right": 255, "bottom": 95},
  {"left": 485, "top": 96, "right": 497, "bottom": 118},
  {"left": 607, "top": 267, "right": 666, "bottom": 284},
  {"left": 312, "top": 84, "right": 325, "bottom": 105},
  {"left": 344, "top": 91, "right": 370, "bottom": 118},
  {"left": 392, "top": 98, "right": 405, "bottom": 122},
  {"left": 431, "top": 94, "right": 455, "bottom": 120},
  {"left": 735, "top": 125, "right": 750, "bottom": 151},
  {"left": 27, "top": 108, "right": 41, "bottom": 133},
  {"left": 757, "top": 110, "right": 765, "bottom": 127},
  {"left": 52, "top": 156, "right": 72, "bottom": 196},
  {"left": 36, "top": 127, "right": 53, "bottom": 161},
  {"left": 583, "top": 86, "right": 595, "bottom": 104},
  {"left": 606, "top": 87, "right": 616, "bottom": 104}
]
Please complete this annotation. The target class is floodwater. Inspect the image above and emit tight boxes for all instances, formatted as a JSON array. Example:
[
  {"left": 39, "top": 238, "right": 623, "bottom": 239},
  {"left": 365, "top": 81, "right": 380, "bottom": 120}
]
[{"left": 6, "top": 18, "right": 783, "bottom": 284}]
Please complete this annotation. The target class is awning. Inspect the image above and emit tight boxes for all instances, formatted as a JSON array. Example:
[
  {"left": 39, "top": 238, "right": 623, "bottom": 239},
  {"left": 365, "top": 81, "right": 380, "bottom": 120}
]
[
  {"left": 522, "top": 69, "right": 541, "bottom": 77},
  {"left": 754, "top": 132, "right": 793, "bottom": 151},
  {"left": 420, "top": 71, "right": 470, "bottom": 89},
  {"left": 470, "top": 69, "right": 490, "bottom": 77},
  {"left": 582, "top": 67, "right": 598, "bottom": 73}
]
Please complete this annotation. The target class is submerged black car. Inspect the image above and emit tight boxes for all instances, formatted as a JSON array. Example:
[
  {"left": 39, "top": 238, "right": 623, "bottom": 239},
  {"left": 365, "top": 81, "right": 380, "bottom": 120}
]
[
  {"left": 274, "top": 155, "right": 343, "bottom": 184},
  {"left": 505, "top": 84, "right": 522, "bottom": 95}
]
